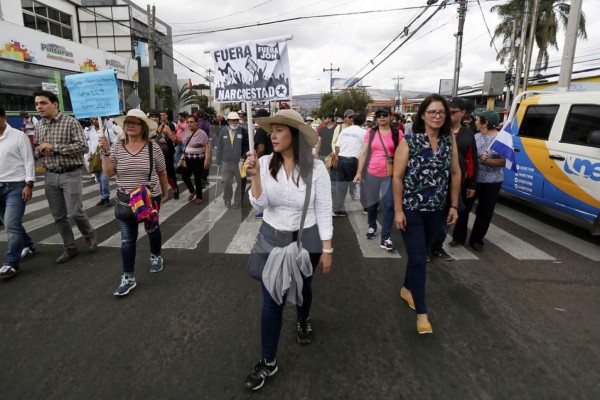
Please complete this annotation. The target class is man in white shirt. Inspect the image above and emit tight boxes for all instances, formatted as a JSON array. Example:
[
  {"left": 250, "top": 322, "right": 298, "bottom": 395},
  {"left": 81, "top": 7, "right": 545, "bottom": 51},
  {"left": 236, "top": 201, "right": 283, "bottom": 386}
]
[
  {"left": 85, "top": 117, "right": 117, "bottom": 206},
  {"left": 0, "top": 107, "right": 36, "bottom": 279},
  {"left": 332, "top": 113, "right": 366, "bottom": 217}
]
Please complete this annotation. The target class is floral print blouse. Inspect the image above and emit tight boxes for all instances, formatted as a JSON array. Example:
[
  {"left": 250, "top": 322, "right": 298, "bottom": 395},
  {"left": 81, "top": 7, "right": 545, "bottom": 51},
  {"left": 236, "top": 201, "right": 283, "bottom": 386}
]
[{"left": 402, "top": 132, "right": 452, "bottom": 212}]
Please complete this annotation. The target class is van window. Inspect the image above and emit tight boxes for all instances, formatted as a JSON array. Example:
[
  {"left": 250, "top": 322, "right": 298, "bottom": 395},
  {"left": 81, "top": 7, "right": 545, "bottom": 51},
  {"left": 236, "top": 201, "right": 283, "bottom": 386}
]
[
  {"left": 561, "top": 105, "right": 600, "bottom": 147},
  {"left": 517, "top": 105, "right": 559, "bottom": 140}
]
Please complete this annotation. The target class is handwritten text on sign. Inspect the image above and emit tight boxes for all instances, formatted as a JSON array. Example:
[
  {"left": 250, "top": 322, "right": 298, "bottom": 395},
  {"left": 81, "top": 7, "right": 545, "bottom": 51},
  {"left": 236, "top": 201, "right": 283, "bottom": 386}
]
[{"left": 65, "top": 69, "right": 120, "bottom": 118}]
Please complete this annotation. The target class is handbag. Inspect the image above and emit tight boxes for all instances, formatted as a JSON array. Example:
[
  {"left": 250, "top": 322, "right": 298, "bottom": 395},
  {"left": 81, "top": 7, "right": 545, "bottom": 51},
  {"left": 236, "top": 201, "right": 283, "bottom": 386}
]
[
  {"left": 88, "top": 149, "right": 102, "bottom": 173},
  {"left": 377, "top": 131, "right": 394, "bottom": 177},
  {"left": 176, "top": 129, "right": 198, "bottom": 173},
  {"left": 247, "top": 168, "right": 314, "bottom": 281},
  {"left": 114, "top": 143, "right": 154, "bottom": 222}
]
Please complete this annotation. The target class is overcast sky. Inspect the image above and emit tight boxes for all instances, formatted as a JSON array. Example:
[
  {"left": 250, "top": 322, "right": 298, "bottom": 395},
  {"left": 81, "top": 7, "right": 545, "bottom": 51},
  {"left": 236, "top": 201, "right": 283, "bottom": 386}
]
[{"left": 131, "top": 0, "right": 600, "bottom": 96}]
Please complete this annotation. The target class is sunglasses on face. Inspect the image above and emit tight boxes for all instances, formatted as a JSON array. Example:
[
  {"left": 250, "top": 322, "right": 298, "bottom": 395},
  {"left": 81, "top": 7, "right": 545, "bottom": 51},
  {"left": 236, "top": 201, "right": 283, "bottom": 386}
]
[
  {"left": 124, "top": 120, "right": 142, "bottom": 126},
  {"left": 377, "top": 113, "right": 390, "bottom": 118}
]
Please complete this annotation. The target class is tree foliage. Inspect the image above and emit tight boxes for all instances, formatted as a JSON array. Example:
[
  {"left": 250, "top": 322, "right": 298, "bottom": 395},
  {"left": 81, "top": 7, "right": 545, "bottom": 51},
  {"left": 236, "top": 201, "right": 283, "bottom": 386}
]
[
  {"left": 492, "top": 0, "right": 587, "bottom": 76},
  {"left": 317, "top": 89, "right": 372, "bottom": 118}
]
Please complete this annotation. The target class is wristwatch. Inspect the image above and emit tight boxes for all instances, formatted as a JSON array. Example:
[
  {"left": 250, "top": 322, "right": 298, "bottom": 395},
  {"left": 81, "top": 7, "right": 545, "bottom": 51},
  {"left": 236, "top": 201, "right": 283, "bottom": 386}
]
[
  {"left": 25, "top": 181, "right": 34, "bottom": 189},
  {"left": 322, "top": 248, "right": 334, "bottom": 254}
]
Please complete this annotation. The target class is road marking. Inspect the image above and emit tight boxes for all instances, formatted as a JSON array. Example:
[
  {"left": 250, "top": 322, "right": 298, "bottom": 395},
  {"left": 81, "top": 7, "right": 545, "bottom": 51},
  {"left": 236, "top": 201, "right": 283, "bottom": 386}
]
[
  {"left": 466, "top": 214, "right": 555, "bottom": 260},
  {"left": 494, "top": 203, "right": 600, "bottom": 262},
  {"left": 225, "top": 208, "right": 262, "bottom": 254},
  {"left": 443, "top": 236, "right": 479, "bottom": 260},
  {"left": 24, "top": 182, "right": 105, "bottom": 214},
  {"left": 345, "top": 197, "right": 401, "bottom": 258}
]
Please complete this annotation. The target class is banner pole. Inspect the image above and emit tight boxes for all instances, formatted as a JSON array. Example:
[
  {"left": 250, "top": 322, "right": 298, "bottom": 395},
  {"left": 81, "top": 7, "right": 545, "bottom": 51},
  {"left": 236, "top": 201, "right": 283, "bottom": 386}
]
[{"left": 246, "top": 101, "right": 255, "bottom": 151}]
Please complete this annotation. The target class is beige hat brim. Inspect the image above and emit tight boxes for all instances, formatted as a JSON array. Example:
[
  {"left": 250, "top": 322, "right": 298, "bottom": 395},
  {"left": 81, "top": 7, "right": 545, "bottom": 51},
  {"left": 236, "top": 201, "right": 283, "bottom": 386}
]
[
  {"left": 255, "top": 116, "right": 318, "bottom": 146},
  {"left": 114, "top": 114, "right": 158, "bottom": 132}
]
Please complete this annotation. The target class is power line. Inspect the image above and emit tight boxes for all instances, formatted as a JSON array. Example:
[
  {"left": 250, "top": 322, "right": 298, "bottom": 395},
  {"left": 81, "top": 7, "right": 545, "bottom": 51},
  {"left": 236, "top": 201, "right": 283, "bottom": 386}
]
[{"left": 167, "top": 0, "right": 272, "bottom": 25}]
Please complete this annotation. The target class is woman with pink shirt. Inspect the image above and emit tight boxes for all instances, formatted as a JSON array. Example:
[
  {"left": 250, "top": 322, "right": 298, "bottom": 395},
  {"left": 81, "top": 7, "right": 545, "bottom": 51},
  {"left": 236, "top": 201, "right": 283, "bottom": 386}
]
[
  {"left": 180, "top": 115, "right": 209, "bottom": 204},
  {"left": 354, "top": 108, "right": 403, "bottom": 251}
]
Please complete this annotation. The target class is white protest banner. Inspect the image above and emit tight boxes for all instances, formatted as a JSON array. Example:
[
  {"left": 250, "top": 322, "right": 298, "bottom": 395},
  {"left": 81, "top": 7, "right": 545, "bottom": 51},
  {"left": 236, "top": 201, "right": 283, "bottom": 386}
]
[
  {"left": 209, "top": 36, "right": 292, "bottom": 103},
  {"left": 65, "top": 70, "right": 120, "bottom": 119}
]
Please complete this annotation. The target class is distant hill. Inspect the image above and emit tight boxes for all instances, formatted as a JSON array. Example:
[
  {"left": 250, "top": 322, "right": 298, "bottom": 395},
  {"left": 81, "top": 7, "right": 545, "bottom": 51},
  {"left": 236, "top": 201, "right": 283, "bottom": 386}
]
[{"left": 292, "top": 88, "right": 431, "bottom": 111}]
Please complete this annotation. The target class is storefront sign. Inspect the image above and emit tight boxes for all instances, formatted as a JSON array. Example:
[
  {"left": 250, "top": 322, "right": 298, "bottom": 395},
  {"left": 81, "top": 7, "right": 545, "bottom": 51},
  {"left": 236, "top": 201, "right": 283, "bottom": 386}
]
[
  {"left": 0, "top": 21, "right": 138, "bottom": 82},
  {"left": 65, "top": 70, "right": 120, "bottom": 118},
  {"left": 42, "top": 82, "right": 59, "bottom": 94},
  {"left": 209, "top": 36, "right": 292, "bottom": 103}
]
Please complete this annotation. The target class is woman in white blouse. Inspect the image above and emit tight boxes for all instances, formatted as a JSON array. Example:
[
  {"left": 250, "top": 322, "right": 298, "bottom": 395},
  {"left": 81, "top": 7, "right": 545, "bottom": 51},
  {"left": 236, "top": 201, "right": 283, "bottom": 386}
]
[{"left": 243, "top": 109, "right": 333, "bottom": 392}]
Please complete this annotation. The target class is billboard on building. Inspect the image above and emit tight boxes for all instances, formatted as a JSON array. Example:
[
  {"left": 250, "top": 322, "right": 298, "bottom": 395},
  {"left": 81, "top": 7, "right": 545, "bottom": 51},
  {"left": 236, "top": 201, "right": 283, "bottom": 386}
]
[{"left": 0, "top": 21, "right": 138, "bottom": 82}]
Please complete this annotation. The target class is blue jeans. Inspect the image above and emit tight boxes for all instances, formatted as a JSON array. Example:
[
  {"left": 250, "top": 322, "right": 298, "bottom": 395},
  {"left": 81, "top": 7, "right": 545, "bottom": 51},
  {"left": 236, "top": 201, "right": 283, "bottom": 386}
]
[
  {"left": 119, "top": 195, "right": 162, "bottom": 274},
  {"left": 363, "top": 172, "right": 394, "bottom": 239},
  {"left": 0, "top": 182, "right": 34, "bottom": 267},
  {"left": 173, "top": 144, "right": 184, "bottom": 169},
  {"left": 93, "top": 171, "right": 110, "bottom": 200},
  {"left": 401, "top": 209, "right": 445, "bottom": 314},
  {"left": 257, "top": 223, "right": 322, "bottom": 362}
]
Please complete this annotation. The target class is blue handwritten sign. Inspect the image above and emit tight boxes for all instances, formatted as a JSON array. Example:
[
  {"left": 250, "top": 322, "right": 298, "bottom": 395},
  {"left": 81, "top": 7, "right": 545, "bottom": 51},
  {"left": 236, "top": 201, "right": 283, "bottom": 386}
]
[{"left": 65, "top": 70, "right": 120, "bottom": 119}]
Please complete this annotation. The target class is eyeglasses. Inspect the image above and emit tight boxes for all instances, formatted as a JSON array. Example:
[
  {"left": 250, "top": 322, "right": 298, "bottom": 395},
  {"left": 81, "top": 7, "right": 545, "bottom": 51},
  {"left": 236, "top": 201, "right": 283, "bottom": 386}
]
[
  {"left": 124, "top": 120, "right": 142, "bottom": 126},
  {"left": 425, "top": 110, "right": 447, "bottom": 118},
  {"left": 377, "top": 113, "right": 390, "bottom": 118}
]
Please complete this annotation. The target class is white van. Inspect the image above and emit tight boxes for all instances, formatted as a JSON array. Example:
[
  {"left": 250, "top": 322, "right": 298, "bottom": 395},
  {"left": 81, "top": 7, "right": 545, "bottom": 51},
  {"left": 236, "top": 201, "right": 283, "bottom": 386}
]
[{"left": 503, "top": 90, "right": 600, "bottom": 235}]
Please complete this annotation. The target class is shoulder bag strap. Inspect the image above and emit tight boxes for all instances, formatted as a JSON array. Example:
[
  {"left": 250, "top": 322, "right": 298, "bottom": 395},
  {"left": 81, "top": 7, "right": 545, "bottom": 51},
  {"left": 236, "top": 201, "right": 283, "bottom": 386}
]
[
  {"left": 296, "top": 167, "right": 314, "bottom": 250},
  {"left": 377, "top": 130, "right": 392, "bottom": 161},
  {"left": 182, "top": 130, "right": 197, "bottom": 152},
  {"left": 147, "top": 142, "right": 154, "bottom": 186}
]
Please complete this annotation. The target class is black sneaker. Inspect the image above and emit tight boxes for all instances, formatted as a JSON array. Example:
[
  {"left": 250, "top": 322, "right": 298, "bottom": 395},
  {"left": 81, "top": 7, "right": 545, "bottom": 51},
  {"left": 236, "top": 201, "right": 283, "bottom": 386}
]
[
  {"left": 20, "top": 245, "right": 36, "bottom": 261},
  {"left": 332, "top": 211, "right": 347, "bottom": 217},
  {"left": 431, "top": 248, "right": 454, "bottom": 261},
  {"left": 297, "top": 318, "right": 313, "bottom": 345},
  {"left": 244, "top": 359, "right": 278, "bottom": 391},
  {"left": 0, "top": 265, "right": 20, "bottom": 280},
  {"left": 380, "top": 237, "right": 396, "bottom": 251},
  {"left": 365, "top": 227, "right": 377, "bottom": 240}
]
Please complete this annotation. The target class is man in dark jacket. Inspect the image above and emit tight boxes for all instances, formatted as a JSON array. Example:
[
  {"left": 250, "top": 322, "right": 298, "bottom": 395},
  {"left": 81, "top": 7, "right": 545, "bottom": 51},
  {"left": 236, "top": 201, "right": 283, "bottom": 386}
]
[
  {"left": 216, "top": 112, "right": 249, "bottom": 208},
  {"left": 430, "top": 97, "right": 478, "bottom": 261}
]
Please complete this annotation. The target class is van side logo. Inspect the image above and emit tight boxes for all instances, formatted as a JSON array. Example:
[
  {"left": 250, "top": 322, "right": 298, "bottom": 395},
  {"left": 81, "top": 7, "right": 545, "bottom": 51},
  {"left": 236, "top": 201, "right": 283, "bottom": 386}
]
[{"left": 563, "top": 157, "right": 600, "bottom": 181}]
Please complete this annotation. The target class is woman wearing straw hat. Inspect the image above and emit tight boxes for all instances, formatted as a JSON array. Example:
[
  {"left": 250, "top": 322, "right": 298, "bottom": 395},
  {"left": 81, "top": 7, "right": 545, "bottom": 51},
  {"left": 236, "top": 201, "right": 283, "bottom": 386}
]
[
  {"left": 98, "top": 109, "right": 169, "bottom": 296},
  {"left": 242, "top": 109, "right": 333, "bottom": 391}
]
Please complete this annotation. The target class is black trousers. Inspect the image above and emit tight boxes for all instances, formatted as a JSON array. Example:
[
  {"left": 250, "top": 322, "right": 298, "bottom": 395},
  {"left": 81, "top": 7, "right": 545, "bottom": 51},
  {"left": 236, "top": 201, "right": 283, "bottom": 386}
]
[
  {"left": 182, "top": 157, "right": 205, "bottom": 199},
  {"left": 452, "top": 181, "right": 502, "bottom": 245}
]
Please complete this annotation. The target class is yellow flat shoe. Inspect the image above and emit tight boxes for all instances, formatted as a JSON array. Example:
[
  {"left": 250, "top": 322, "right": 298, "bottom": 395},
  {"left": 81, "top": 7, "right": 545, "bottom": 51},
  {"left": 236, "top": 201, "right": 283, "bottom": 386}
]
[
  {"left": 400, "top": 287, "right": 416, "bottom": 310},
  {"left": 417, "top": 319, "right": 433, "bottom": 335}
]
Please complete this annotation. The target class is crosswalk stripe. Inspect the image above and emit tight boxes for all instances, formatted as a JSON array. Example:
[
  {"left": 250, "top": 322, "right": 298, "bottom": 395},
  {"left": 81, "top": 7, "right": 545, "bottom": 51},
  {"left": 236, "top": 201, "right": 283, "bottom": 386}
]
[
  {"left": 24, "top": 183, "right": 104, "bottom": 214},
  {"left": 225, "top": 208, "right": 262, "bottom": 254},
  {"left": 1, "top": 184, "right": 116, "bottom": 242},
  {"left": 494, "top": 203, "right": 600, "bottom": 262},
  {"left": 466, "top": 214, "right": 555, "bottom": 260},
  {"left": 345, "top": 197, "right": 401, "bottom": 258},
  {"left": 162, "top": 189, "right": 231, "bottom": 250},
  {"left": 443, "top": 236, "right": 480, "bottom": 260}
]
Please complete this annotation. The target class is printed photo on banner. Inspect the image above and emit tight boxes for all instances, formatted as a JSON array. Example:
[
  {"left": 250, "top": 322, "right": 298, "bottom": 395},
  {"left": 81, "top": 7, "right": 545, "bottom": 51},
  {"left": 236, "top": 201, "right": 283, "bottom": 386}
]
[{"left": 210, "top": 36, "right": 292, "bottom": 103}]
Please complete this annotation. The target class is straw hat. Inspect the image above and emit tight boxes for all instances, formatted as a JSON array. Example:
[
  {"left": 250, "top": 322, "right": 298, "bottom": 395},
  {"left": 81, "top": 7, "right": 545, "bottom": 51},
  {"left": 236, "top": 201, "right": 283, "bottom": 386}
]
[
  {"left": 226, "top": 111, "right": 240, "bottom": 120},
  {"left": 255, "top": 109, "right": 318, "bottom": 146},
  {"left": 115, "top": 109, "right": 157, "bottom": 131}
]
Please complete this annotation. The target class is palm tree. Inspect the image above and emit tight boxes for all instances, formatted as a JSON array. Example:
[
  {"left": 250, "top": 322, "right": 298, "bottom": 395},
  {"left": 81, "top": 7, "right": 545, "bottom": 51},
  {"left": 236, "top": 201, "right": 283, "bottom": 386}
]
[
  {"left": 491, "top": 0, "right": 587, "bottom": 78},
  {"left": 155, "top": 84, "right": 204, "bottom": 112}
]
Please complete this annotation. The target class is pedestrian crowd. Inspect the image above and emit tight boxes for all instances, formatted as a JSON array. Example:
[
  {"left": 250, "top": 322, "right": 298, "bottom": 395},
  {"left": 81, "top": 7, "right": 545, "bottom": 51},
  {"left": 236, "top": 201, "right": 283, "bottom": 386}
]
[{"left": 0, "top": 90, "right": 507, "bottom": 392}]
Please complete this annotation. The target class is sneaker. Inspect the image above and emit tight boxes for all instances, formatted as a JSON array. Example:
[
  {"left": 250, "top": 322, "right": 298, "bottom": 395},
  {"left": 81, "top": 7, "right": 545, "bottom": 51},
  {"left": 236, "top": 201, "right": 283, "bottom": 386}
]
[
  {"left": 244, "top": 359, "right": 278, "bottom": 391},
  {"left": 365, "top": 227, "right": 377, "bottom": 240},
  {"left": 20, "top": 245, "right": 36, "bottom": 261},
  {"left": 255, "top": 212, "right": 264, "bottom": 219},
  {"left": 431, "top": 248, "right": 454, "bottom": 261},
  {"left": 85, "top": 234, "right": 98, "bottom": 253},
  {"left": 114, "top": 274, "right": 137, "bottom": 296},
  {"left": 332, "top": 211, "right": 347, "bottom": 217},
  {"left": 0, "top": 265, "right": 20, "bottom": 280},
  {"left": 363, "top": 208, "right": 368, "bottom": 215},
  {"left": 149, "top": 254, "right": 164, "bottom": 273},
  {"left": 297, "top": 318, "right": 313, "bottom": 345},
  {"left": 56, "top": 247, "right": 78, "bottom": 264},
  {"left": 380, "top": 237, "right": 396, "bottom": 251}
]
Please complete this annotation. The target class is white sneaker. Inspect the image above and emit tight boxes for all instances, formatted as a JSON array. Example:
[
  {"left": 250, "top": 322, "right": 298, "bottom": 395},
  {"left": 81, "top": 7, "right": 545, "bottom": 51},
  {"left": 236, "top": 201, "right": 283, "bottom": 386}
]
[{"left": 20, "top": 246, "right": 36, "bottom": 261}]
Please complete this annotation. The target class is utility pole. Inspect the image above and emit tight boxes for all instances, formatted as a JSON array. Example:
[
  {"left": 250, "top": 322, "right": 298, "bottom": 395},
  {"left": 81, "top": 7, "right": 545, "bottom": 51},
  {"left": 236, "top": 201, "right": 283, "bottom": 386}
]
[
  {"left": 522, "top": 0, "right": 540, "bottom": 91},
  {"left": 206, "top": 68, "right": 213, "bottom": 109},
  {"left": 393, "top": 76, "right": 404, "bottom": 114},
  {"left": 504, "top": 19, "right": 518, "bottom": 118},
  {"left": 452, "top": 0, "right": 467, "bottom": 97},
  {"left": 557, "top": 0, "right": 583, "bottom": 92},
  {"left": 323, "top": 63, "right": 340, "bottom": 93},
  {"left": 147, "top": 4, "right": 156, "bottom": 109},
  {"left": 512, "top": 0, "right": 530, "bottom": 102}
]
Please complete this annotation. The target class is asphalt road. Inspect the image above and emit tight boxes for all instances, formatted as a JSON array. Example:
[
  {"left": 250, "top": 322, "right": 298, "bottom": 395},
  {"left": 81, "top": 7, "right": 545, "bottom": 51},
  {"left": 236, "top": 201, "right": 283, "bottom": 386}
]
[{"left": 1, "top": 187, "right": 599, "bottom": 400}]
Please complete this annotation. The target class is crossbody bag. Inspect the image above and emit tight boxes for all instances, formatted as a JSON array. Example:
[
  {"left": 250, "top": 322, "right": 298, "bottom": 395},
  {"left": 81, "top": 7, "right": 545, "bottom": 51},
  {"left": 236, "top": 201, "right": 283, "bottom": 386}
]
[{"left": 114, "top": 143, "right": 154, "bottom": 222}]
